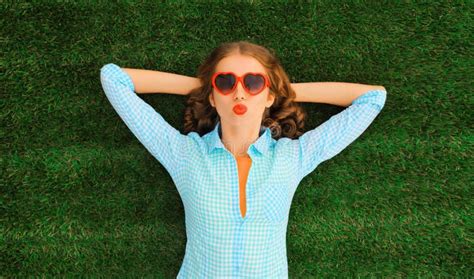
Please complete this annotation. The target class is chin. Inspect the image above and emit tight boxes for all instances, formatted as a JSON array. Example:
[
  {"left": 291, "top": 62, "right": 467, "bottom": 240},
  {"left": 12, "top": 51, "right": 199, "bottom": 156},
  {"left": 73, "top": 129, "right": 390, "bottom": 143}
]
[{"left": 228, "top": 115, "right": 250, "bottom": 125}]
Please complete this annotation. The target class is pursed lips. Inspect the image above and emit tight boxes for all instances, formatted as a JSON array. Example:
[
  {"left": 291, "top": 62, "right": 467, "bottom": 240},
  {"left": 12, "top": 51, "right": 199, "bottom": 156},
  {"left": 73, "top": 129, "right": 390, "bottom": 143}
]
[{"left": 233, "top": 104, "right": 247, "bottom": 115}]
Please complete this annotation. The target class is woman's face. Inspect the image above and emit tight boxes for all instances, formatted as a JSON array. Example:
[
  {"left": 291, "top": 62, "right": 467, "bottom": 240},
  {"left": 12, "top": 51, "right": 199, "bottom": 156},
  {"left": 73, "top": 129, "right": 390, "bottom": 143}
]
[{"left": 209, "top": 53, "right": 275, "bottom": 127}]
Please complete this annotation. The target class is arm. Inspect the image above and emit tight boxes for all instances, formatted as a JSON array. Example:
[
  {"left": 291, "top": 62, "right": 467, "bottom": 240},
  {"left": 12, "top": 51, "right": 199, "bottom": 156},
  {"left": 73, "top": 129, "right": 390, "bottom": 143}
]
[
  {"left": 100, "top": 63, "right": 194, "bottom": 196},
  {"left": 291, "top": 82, "right": 385, "bottom": 106},
  {"left": 294, "top": 88, "right": 387, "bottom": 180},
  {"left": 122, "top": 67, "right": 201, "bottom": 95}
]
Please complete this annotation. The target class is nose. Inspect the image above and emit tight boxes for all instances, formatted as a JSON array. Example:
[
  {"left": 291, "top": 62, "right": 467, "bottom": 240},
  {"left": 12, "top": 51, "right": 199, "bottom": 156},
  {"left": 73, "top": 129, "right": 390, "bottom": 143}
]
[{"left": 233, "top": 81, "right": 247, "bottom": 100}]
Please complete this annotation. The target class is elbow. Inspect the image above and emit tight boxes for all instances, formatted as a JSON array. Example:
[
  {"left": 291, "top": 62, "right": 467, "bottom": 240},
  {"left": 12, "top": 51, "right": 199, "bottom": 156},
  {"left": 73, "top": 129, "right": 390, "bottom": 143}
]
[
  {"left": 376, "top": 88, "right": 387, "bottom": 111},
  {"left": 367, "top": 86, "right": 387, "bottom": 111}
]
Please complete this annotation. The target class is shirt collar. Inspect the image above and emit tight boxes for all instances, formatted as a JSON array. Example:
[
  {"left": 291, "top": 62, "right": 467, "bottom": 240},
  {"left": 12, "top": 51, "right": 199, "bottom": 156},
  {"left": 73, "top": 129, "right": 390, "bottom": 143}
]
[{"left": 205, "top": 120, "right": 273, "bottom": 156}]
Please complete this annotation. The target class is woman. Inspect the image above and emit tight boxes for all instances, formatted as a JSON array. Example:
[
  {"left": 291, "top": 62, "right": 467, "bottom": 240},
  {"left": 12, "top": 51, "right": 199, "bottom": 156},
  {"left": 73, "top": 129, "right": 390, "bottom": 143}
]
[{"left": 100, "top": 41, "right": 387, "bottom": 278}]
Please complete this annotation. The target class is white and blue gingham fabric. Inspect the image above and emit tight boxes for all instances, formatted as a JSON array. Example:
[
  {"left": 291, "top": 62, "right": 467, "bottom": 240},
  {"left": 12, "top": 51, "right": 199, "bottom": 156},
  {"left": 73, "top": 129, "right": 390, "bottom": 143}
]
[{"left": 100, "top": 63, "right": 387, "bottom": 278}]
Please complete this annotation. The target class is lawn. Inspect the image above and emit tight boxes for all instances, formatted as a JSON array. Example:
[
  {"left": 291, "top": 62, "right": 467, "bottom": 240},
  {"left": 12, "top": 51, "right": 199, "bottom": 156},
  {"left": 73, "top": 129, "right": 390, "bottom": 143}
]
[{"left": 2, "top": 1, "right": 471, "bottom": 277}]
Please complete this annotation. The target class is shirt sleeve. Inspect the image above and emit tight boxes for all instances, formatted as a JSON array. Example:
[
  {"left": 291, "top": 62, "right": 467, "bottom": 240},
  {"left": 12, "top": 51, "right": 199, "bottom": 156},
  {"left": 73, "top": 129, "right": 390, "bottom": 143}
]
[
  {"left": 297, "top": 88, "right": 387, "bottom": 180},
  {"left": 99, "top": 63, "right": 189, "bottom": 181}
]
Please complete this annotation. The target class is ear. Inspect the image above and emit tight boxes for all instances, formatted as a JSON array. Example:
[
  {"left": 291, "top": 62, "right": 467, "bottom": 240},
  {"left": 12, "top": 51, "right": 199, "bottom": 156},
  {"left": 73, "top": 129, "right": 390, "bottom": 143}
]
[
  {"left": 266, "top": 92, "right": 275, "bottom": 108},
  {"left": 209, "top": 92, "right": 215, "bottom": 107}
]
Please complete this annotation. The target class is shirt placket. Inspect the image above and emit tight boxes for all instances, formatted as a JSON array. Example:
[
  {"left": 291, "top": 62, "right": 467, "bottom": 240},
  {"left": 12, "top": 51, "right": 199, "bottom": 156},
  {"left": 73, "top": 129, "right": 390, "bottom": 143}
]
[{"left": 229, "top": 150, "right": 254, "bottom": 275}]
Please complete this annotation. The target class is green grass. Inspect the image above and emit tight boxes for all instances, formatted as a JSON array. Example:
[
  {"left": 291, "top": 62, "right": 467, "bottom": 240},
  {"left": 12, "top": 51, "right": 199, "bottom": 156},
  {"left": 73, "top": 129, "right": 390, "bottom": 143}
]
[{"left": 2, "top": 1, "right": 472, "bottom": 277}]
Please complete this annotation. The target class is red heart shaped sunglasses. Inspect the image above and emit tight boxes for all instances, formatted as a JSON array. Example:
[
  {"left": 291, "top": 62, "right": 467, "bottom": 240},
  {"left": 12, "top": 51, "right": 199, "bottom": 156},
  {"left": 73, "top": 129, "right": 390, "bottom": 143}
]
[{"left": 211, "top": 71, "right": 271, "bottom": 95}]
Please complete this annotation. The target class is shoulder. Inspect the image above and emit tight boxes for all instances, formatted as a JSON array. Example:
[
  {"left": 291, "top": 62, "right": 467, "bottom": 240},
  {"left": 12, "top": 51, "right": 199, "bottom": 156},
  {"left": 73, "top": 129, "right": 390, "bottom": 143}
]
[
  {"left": 273, "top": 136, "right": 299, "bottom": 155},
  {"left": 183, "top": 131, "right": 208, "bottom": 155}
]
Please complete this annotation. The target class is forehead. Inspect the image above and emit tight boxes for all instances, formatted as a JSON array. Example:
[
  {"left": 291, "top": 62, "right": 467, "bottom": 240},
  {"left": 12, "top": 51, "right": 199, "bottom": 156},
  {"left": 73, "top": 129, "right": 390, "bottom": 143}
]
[{"left": 215, "top": 54, "right": 266, "bottom": 75}]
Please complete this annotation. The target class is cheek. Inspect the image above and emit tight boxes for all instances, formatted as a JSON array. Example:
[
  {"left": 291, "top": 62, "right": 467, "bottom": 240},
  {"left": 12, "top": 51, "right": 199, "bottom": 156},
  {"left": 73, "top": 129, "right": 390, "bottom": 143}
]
[
  {"left": 214, "top": 97, "right": 232, "bottom": 113},
  {"left": 256, "top": 96, "right": 269, "bottom": 108},
  {"left": 211, "top": 93, "right": 222, "bottom": 107}
]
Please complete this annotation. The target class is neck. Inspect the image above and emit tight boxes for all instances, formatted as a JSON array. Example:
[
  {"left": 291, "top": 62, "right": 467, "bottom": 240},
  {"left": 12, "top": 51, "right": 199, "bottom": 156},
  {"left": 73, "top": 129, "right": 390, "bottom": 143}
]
[{"left": 220, "top": 120, "right": 262, "bottom": 157}]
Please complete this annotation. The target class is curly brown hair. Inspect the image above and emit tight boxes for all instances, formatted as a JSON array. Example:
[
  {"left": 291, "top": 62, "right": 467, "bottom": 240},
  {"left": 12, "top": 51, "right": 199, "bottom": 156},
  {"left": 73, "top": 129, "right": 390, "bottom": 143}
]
[{"left": 183, "top": 41, "right": 307, "bottom": 140}]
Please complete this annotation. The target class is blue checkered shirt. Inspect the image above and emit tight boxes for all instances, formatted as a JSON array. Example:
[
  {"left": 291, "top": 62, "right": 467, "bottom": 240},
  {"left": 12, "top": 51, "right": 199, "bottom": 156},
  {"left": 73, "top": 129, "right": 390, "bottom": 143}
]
[{"left": 100, "top": 63, "right": 387, "bottom": 278}]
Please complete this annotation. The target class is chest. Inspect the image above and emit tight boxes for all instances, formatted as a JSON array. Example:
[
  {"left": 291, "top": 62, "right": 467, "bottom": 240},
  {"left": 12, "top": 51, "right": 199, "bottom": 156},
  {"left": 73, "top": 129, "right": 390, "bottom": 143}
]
[{"left": 184, "top": 152, "right": 300, "bottom": 227}]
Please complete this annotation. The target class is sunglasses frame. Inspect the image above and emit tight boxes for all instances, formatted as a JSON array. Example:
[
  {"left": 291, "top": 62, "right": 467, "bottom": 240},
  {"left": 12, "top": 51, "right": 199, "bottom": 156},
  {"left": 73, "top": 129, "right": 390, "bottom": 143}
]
[{"left": 211, "top": 71, "right": 270, "bottom": 96}]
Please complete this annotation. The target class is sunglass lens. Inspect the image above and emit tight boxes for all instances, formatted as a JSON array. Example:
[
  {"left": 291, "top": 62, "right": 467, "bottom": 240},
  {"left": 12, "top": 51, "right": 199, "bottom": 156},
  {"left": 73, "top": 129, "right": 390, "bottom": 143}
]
[
  {"left": 244, "top": 74, "right": 265, "bottom": 94},
  {"left": 215, "top": 74, "right": 235, "bottom": 93}
]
